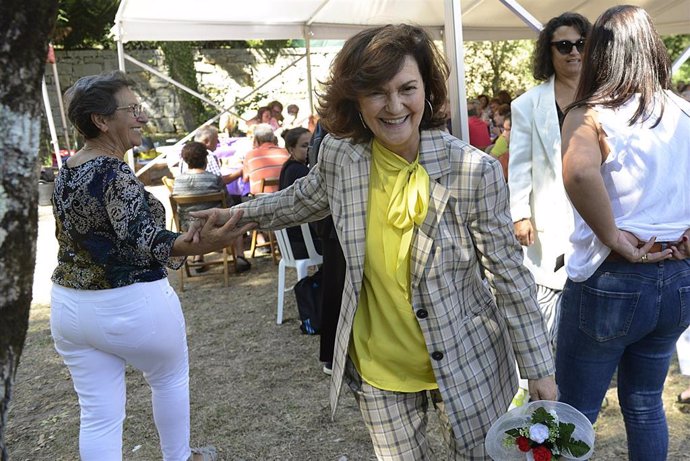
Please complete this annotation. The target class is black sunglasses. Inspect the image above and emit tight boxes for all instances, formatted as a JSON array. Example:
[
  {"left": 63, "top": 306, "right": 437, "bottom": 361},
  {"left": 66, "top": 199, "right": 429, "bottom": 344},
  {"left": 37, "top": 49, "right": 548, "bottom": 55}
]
[{"left": 550, "top": 39, "right": 585, "bottom": 55}]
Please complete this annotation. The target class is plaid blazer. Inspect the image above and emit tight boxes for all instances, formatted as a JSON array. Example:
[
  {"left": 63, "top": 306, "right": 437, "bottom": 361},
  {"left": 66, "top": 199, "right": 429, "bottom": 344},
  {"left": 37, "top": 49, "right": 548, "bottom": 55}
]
[{"left": 235, "top": 129, "right": 554, "bottom": 449}]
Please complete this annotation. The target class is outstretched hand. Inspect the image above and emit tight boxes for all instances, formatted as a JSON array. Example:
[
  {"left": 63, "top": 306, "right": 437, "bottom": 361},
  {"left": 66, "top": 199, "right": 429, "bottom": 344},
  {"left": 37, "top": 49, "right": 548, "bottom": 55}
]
[
  {"left": 190, "top": 207, "right": 231, "bottom": 224},
  {"left": 193, "top": 209, "right": 256, "bottom": 253}
]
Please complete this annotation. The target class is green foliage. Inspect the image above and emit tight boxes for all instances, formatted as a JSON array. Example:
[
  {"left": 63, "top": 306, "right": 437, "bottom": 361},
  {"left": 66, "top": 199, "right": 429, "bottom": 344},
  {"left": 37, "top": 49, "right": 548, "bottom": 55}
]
[
  {"left": 52, "top": 0, "right": 119, "bottom": 49},
  {"left": 464, "top": 39, "right": 536, "bottom": 98},
  {"left": 663, "top": 34, "right": 690, "bottom": 84},
  {"left": 159, "top": 41, "right": 210, "bottom": 130},
  {"left": 531, "top": 407, "right": 555, "bottom": 425},
  {"left": 233, "top": 92, "right": 270, "bottom": 118},
  {"left": 199, "top": 40, "right": 293, "bottom": 65}
]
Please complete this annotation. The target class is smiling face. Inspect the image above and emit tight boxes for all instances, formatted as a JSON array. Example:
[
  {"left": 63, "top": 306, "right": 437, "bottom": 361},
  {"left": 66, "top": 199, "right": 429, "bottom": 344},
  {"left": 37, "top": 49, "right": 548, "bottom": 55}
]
[
  {"left": 105, "top": 87, "right": 147, "bottom": 150},
  {"left": 357, "top": 55, "right": 425, "bottom": 161},
  {"left": 551, "top": 25, "right": 584, "bottom": 80}
]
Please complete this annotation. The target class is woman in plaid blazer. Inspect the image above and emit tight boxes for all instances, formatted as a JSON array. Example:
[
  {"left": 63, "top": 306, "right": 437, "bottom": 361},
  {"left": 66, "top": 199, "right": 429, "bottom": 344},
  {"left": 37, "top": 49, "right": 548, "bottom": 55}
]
[{"left": 195, "top": 24, "right": 556, "bottom": 460}]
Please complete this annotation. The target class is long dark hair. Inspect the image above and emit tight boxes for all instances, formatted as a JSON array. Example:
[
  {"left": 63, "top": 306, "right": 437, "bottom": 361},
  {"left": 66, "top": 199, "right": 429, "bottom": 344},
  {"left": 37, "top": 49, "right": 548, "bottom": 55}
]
[
  {"left": 317, "top": 24, "right": 449, "bottom": 144},
  {"left": 569, "top": 5, "right": 671, "bottom": 126}
]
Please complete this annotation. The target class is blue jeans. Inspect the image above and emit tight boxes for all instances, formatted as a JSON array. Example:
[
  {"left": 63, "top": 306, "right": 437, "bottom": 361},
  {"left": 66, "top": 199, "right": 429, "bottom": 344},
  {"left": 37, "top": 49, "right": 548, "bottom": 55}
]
[{"left": 556, "top": 259, "right": 690, "bottom": 461}]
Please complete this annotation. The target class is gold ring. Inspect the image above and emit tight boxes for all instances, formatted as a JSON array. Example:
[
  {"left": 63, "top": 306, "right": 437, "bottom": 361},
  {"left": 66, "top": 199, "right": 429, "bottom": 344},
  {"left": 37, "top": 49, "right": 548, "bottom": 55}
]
[{"left": 641, "top": 254, "right": 648, "bottom": 262}]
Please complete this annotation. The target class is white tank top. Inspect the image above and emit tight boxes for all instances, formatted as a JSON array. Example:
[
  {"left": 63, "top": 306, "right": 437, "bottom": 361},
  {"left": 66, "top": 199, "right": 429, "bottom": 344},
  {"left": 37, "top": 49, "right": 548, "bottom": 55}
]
[{"left": 566, "top": 91, "right": 690, "bottom": 281}]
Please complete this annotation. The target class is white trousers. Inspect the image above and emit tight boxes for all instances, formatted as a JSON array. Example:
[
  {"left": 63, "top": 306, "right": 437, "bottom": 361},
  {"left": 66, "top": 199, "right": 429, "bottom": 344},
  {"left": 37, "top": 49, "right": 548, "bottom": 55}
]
[{"left": 51, "top": 278, "right": 191, "bottom": 461}]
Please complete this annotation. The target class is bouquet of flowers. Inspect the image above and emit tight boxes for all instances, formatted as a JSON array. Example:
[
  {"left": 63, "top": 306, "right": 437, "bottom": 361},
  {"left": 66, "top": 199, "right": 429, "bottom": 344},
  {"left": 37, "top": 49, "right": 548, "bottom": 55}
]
[
  {"left": 504, "top": 406, "right": 590, "bottom": 460},
  {"left": 485, "top": 401, "right": 595, "bottom": 460}
]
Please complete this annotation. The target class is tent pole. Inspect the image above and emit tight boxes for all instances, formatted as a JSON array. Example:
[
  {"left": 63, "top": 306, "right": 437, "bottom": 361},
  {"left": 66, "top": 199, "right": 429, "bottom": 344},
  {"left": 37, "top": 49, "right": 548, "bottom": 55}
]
[
  {"left": 444, "top": 0, "right": 469, "bottom": 142},
  {"left": 42, "top": 76, "right": 62, "bottom": 169},
  {"left": 304, "top": 26, "right": 314, "bottom": 116},
  {"left": 124, "top": 54, "right": 223, "bottom": 110},
  {"left": 117, "top": 38, "right": 125, "bottom": 72},
  {"left": 51, "top": 59, "right": 71, "bottom": 151},
  {"left": 498, "top": 0, "right": 543, "bottom": 32},
  {"left": 672, "top": 44, "right": 690, "bottom": 75}
]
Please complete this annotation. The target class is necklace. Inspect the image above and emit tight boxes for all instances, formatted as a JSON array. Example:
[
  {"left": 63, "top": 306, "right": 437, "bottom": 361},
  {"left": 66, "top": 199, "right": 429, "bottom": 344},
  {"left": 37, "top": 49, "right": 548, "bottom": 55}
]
[{"left": 80, "top": 144, "right": 124, "bottom": 160}]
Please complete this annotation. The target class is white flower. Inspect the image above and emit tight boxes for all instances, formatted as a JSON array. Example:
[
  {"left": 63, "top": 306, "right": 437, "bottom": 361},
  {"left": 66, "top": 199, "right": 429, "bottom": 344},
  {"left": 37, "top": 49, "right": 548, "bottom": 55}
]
[
  {"left": 548, "top": 409, "right": 559, "bottom": 422},
  {"left": 529, "top": 423, "right": 550, "bottom": 444}
]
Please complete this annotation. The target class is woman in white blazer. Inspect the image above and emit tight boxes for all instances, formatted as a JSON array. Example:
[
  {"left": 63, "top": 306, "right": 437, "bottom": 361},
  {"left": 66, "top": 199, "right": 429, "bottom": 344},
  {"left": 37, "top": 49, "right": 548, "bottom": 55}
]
[{"left": 509, "top": 12, "right": 592, "bottom": 345}]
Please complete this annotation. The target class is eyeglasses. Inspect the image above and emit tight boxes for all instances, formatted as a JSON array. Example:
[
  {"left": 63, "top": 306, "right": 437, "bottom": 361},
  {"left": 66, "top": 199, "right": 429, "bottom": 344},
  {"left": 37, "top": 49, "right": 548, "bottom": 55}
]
[
  {"left": 550, "top": 39, "right": 585, "bottom": 55},
  {"left": 116, "top": 103, "right": 145, "bottom": 118}
]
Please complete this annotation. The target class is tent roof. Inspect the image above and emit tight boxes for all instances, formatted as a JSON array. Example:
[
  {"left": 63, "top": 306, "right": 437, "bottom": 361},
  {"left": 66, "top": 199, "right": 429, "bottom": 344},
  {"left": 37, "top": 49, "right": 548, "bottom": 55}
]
[{"left": 112, "top": 0, "right": 690, "bottom": 43}]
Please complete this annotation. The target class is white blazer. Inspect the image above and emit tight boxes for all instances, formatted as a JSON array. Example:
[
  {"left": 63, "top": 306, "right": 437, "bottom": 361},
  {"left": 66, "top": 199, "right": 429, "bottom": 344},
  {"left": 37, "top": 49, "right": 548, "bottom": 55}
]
[{"left": 508, "top": 76, "right": 573, "bottom": 290}]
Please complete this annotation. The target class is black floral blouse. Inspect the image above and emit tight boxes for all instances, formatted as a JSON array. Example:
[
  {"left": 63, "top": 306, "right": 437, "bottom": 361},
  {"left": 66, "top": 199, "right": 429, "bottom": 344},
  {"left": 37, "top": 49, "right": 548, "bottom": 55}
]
[{"left": 51, "top": 157, "right": 184, "bottom": 289}]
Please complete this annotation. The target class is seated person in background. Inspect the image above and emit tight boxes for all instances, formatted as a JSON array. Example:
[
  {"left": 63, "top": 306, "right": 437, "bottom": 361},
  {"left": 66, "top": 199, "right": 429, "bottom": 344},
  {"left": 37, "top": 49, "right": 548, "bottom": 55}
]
[
  {"left": 491, "top": 103, "right": 511, "bottom": 141},
  {"left": 495, "top": 88, "right": 513, "bottom": 106},
  {"left": 477, "top": 94, "right": 491, "bottom": 122},
  {"left": 278, "top": 127, "right": 322, "bottom": 259},
  {"left": 174, "top": 142, "right": 250, "bottom": 272},
  {"left": 467, "top": 99, "right": 491, "bottom": 150},
  {"left": 243, "top": 124, "right": 290, "bottom": 195},
  {"left": 246, "top": 106, "right": 273, "bottom": 128},
  {"left": 284, "top": 104, "right": 301, "bottom": 128},
  {"left": 490, "top": 114, "right": 511, "bottom": 181},
  {"left": 267, "top": 100, "right": 284, "bottom": 129},
  {"left": 179, "top": 125, "right": 222, "bottom": 176}
]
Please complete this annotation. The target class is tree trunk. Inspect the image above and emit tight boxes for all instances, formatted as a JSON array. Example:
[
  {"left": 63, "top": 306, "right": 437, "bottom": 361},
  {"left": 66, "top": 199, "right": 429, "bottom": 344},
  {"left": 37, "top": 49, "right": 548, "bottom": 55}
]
[{"left": 0, "top": 1, "right": 58, "bottom": 459}]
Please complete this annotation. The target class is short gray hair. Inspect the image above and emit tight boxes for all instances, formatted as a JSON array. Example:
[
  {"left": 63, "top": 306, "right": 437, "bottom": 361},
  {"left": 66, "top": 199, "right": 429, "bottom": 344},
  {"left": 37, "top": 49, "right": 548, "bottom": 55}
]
[
  {"left": 194, "top": 125, "right": 218, "bottom": 143},
  {"left": 253, "top": 123, "right": 276, "bottom": 144}
]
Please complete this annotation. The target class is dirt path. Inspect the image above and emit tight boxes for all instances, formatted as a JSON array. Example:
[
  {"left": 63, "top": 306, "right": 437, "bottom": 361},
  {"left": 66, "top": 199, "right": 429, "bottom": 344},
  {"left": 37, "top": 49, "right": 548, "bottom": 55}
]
[{"left": 5, "top": 200, "right": 690, "bottom": 460}]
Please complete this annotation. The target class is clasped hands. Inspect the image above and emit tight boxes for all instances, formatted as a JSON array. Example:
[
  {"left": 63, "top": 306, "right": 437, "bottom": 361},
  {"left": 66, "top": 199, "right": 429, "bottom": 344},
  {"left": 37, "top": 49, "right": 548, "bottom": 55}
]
[
  {"left": 182, "top": 208, "right": 256, "bottom": 252},
  {"left": 608, "top": 229, "right": 690, "bottom": 263}
]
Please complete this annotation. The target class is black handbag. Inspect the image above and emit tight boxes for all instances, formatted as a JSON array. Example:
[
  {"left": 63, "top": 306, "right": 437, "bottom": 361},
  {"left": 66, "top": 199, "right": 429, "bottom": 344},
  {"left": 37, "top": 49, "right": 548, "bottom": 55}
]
[{"left": 293, "top": 269, "right": 323, "bottom": 334}]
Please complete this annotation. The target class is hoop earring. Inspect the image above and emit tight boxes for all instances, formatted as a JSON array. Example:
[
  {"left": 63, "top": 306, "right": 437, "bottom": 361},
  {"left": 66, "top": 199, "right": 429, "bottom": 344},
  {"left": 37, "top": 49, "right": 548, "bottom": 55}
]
[
  {"left": 425, "top": 99, "right": 434, "bottom": 119},
  {"left": 358, "top": 112, "right": 368, "bottom": 130}
]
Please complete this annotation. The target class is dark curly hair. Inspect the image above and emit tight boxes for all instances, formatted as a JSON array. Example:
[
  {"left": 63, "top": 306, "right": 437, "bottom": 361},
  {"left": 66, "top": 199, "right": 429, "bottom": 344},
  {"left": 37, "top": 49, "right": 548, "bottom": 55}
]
[
  {"left": 181, "top": 141, "right": 209, "bottom": 169},
  {"left": 317, "top": 24, "right": 449, "bottom": 144},
  {"left": 533, "top": 13, "right": 592, "bottom": 81},
  {"left": 64, "top": 70, "right": 134, "bottom": 139}
]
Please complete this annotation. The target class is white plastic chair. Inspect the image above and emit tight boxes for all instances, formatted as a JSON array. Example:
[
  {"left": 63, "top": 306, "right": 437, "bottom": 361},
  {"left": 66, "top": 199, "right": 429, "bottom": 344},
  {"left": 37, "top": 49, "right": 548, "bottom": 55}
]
[{"left": 274, "top": 223, "right": 323, "bottom": 324}]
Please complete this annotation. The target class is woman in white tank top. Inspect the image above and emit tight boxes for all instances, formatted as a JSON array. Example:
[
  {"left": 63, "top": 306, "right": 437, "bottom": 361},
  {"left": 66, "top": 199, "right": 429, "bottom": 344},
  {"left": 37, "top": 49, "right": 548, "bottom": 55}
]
[{"left": 557, "top": 6, "right": 690, "bottom": 460}]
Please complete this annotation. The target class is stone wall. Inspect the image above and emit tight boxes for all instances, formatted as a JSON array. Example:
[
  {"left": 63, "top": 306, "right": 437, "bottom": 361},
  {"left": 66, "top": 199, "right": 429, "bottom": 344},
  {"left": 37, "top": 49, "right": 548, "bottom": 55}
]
[{"left": 43, "top": 46, "right": 340, "bottom": 145}]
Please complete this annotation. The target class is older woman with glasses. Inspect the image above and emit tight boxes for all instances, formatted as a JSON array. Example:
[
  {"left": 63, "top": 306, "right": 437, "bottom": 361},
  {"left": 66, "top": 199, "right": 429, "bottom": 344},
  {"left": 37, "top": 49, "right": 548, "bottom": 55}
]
[{"left": 51, "top": 71, "right": 251, "bottom": 461}]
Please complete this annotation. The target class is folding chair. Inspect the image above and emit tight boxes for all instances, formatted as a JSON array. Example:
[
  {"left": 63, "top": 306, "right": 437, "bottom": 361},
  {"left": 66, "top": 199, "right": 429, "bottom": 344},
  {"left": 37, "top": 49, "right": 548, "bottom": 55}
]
[
  {"left": 169, "top": 191, "right": 237, "bottom": 291},
  {"left": 249, "top": 177, "right": 280, "bottom": 264},
  {"left": 273, "top": 223, "right": 322, "bottom": 324},
  {"left": 162, "top": 176, "right": 176, "bottom": 230}
]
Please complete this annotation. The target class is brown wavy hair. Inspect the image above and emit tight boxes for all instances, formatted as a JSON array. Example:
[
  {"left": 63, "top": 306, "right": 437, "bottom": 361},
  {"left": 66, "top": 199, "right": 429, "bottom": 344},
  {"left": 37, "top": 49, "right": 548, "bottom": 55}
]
[{"left": 317, "top": 24, "right": 449, "bottom": 144}]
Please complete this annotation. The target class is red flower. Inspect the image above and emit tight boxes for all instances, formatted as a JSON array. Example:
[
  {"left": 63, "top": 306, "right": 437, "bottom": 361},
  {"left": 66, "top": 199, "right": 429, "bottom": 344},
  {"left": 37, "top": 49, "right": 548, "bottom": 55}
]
[
  {"left": 532, "top": 446, "right": 552, "bottom": 461},
  {"left": 516, "top": 436, "right": 531, "bottom": 452}
]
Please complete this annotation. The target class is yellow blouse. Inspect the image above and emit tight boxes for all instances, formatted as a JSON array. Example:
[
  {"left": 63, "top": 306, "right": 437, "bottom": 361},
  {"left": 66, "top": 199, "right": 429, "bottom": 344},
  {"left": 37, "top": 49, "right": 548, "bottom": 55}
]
[{"left": 349, "top": 139, "right": 437, "bottom": 392}]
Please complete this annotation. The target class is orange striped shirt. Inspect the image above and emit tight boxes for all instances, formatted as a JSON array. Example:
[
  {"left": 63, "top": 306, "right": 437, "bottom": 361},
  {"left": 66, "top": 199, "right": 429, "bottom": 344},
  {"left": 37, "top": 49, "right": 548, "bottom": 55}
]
[{"left": 243, "top": 143, "right": 290, "bottom": 194}]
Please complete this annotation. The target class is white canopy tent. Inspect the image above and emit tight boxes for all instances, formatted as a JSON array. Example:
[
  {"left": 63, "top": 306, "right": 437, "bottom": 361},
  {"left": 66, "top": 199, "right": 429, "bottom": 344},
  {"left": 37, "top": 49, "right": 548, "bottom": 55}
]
[
  {"left": 111, "top": 0, "right": 689, "bottom": 42},
  {"left": 109, "top": 0, "right": 690, "bottom": 174}
]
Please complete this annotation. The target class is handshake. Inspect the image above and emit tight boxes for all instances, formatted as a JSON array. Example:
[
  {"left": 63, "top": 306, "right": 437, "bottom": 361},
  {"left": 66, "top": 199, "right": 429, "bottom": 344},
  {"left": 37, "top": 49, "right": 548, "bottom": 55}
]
[{"left": 182, "top": 208, "right": 256, "bottom": 254}]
